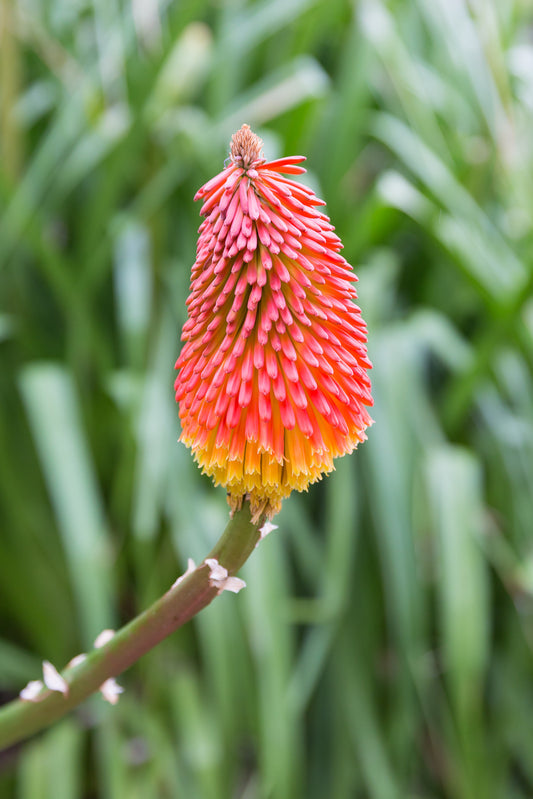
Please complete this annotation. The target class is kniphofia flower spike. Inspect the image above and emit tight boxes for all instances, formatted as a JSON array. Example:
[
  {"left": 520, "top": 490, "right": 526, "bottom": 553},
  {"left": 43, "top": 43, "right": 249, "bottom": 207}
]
[{"left": 175, "top": 125, "right": 373, "bottom": 521}]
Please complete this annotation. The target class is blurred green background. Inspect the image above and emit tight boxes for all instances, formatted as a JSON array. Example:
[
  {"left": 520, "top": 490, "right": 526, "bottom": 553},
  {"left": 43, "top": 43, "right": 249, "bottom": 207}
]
[{"left": 1, "top": 0, "right": 533, "bottom": 796}]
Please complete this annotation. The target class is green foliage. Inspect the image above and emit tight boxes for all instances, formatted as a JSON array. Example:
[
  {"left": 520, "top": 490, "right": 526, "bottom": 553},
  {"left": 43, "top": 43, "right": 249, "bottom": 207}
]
[{"left": 1, "top": 0, "right": 533, "bottom": 796}]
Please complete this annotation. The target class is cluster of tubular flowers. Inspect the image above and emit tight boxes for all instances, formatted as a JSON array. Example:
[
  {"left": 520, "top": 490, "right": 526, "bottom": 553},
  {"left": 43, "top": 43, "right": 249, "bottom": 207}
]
[{"left": 175, "top": 124, "right": 373, "bottom": 521}]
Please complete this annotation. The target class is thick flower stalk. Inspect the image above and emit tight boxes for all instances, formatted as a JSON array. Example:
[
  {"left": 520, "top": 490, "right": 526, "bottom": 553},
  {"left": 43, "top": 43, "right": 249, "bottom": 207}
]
[{"left": 175, "top": 125, "right": 373, "bottom": 521}]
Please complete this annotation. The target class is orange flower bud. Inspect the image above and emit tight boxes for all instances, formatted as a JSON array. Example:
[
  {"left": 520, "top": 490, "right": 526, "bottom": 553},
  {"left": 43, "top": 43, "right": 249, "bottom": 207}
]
[{"left": 175, "top": 125, "right": 373, "bottom": 521}]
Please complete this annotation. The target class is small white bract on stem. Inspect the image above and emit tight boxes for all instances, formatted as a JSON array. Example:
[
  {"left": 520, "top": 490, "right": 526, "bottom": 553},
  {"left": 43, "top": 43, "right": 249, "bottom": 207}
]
[{"left": 204, "top": 558, "right": 246, "bottom": 594}]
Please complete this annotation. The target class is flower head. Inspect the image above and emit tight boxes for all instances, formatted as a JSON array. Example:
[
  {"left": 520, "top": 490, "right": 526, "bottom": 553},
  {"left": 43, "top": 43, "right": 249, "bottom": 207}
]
[{"left": 175, "top": 124, "right": 373, "bottom": 521}]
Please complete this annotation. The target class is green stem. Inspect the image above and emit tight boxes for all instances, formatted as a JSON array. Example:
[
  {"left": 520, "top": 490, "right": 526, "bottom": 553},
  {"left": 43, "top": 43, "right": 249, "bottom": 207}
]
[
  {"left": 0, "top": 503, "right": 262, "bottom": 751},
  {"left": 1, "top": 0, "right": 23, "bottom": 181}
]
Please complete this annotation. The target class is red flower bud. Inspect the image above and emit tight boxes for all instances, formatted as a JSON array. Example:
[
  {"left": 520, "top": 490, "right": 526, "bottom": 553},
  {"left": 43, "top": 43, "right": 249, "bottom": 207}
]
[{"left": 175, "top": 125, "right": 373, "bottom": 521}]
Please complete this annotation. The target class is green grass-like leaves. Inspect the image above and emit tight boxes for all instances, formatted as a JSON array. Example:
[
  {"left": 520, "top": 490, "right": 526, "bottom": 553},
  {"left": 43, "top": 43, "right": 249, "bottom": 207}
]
[{"left": 1, "top": 0, "right": 533, "bottom": 796}]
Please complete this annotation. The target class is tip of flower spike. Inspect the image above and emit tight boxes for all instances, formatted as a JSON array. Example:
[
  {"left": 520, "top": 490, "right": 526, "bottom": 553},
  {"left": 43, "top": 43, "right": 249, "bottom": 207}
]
[{"left": 230, "top": 124, "right": 263, "bottom": 168}]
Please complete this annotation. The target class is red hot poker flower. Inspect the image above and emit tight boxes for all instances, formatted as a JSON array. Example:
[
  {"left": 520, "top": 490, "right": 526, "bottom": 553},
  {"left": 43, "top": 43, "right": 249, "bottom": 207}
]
[{"left": 175, "top": 125, "right": 373, "bottom": 521}]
